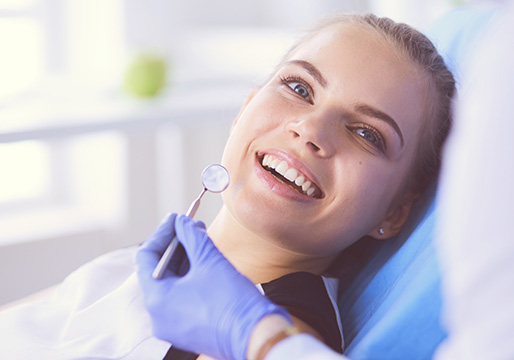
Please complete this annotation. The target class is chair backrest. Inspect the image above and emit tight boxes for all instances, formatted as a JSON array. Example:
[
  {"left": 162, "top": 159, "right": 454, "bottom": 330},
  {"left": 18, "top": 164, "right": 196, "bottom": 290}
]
[{"left": 334, "top": 7, "right": 498, "bottom": 359}]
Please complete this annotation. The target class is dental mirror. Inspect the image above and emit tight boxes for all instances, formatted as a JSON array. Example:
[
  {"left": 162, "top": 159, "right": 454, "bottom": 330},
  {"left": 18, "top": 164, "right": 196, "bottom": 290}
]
[
  {"left": 201, "top": 164, "right": 230, "bottom": 193},
  {"left": 152, "top": 164, "right": 230, "bottom": 279}
]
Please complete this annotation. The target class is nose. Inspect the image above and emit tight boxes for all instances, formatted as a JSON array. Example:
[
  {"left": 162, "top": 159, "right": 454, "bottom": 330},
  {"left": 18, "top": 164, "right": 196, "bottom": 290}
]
[{"left": 286, "top": 111, "right": 336, "bottom": 157}]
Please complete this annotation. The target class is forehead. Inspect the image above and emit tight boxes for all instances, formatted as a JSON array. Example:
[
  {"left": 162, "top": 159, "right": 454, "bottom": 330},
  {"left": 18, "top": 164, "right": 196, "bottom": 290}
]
[
  {"left": 289, "top": 23, "right": 405, "bottom": 65},
  {"left": 287, "top": 23, "right": 420, "bottom": 89},
  {"left": 285, "top": 23, "right": 429, "bottom": 152}
]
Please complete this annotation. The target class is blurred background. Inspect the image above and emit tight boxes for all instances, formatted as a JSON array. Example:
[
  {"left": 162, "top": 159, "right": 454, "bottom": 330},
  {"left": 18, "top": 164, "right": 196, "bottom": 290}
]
[{"left": 0, "top": 0, "right": 486, "bottom": 305}]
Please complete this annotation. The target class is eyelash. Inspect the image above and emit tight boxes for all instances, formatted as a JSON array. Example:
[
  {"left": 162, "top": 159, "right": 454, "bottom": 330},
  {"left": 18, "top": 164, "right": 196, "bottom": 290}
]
[
  {"left": 279, "top": 75, "right": 314, "bottom": 104},
  {"left": 347, "top": 123, "right": 386, "bottom": 153}
]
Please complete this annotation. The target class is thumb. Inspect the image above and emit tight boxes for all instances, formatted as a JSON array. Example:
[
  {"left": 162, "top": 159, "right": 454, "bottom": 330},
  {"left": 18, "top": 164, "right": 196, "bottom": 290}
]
[
  {"left": 175, "top": 214, "right": 215, "bottom": 266},
  {"left": 136, "top": 213, "right": 178, "bottom": 277}
]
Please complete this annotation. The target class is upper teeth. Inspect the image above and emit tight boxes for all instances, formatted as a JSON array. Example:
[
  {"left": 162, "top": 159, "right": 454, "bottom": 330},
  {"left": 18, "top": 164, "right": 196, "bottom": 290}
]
[{"left": 262, "top": 154, "right": 317, "bottom": 197}]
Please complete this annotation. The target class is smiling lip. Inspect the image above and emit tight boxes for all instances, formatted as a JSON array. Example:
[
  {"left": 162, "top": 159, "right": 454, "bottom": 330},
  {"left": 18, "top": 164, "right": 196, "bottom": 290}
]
[{"left": 255, "top": 150, "right": 323, "bottom": 200}]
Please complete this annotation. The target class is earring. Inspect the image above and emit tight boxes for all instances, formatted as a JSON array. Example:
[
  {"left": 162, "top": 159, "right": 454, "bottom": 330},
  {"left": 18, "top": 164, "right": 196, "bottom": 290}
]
[{"left": 378, "top": 228, "right": 385, "bottom": 235}]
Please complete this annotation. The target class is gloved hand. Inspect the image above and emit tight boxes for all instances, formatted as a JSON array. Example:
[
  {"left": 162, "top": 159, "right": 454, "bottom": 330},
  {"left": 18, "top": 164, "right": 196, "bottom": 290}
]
[{"left": 135, "top": 213, "right": 292, "bottom": 360}]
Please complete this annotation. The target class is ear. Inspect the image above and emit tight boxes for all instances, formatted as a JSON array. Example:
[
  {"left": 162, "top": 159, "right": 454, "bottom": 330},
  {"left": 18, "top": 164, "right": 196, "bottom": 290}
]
[
  {"left": 368, "top": 193, "right": 419, "bottom": 239},
  {"left": 231, "top": 89, "right": 257, "bottom": 129}
]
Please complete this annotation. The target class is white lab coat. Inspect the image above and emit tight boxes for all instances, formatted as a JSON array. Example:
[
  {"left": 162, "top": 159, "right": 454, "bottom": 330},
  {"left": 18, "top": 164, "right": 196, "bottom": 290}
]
[
  {"left": 0, "top": 247, "right": 171, "bottom": 360},
  {"left": 434, "top": 1, "right": 514, "bottom": 359}
]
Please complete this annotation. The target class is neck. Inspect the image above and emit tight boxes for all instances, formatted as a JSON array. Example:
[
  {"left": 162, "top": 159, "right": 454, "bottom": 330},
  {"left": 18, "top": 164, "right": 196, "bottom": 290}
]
[{"left": 207, "top": 206, "right": 336, "bottom": 284}]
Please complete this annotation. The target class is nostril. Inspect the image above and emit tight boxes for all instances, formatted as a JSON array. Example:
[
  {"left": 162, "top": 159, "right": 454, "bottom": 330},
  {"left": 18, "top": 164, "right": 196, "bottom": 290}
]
[
  {"left": 288, "top": 126, "right": 325, "bottom": 154},
  {"left": 291, "top": 130, "right": 299, "bottom": 138},
  {"left": 308, "top": 142, "right": 321, "bottom": 152}
]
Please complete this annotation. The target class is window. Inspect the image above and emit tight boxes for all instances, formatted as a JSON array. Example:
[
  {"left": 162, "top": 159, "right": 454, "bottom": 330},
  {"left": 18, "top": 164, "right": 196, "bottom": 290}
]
[
  {"left": 0, "top": 132, "right": 125, "bottom": 244},
  {"left": 0, "top": 0, "right": 42, "bottom": 101},
  {"left": 0, "top": 140, "right": 51, "bottom": 205},
  {"left": 0, "top": 0, "right": 126, "bottom": 244}
]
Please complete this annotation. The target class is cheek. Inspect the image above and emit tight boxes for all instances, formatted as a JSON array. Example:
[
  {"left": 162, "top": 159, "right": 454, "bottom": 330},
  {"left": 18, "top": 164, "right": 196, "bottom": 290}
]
[
  {"left": 326, "top": 160, "right": 400, "bottom": 229},
  {"left": 237, "top": 91, "right": 289, "bottom": 131},
  {"left": 221, "top": 98, "right": 283, "bottom": 169}
]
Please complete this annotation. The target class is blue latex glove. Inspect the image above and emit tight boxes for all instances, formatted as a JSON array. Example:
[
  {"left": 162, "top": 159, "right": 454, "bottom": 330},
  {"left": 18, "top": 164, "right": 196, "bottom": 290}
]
[{"left": 136, "top": 213, "right": 292, "bottom": 360}]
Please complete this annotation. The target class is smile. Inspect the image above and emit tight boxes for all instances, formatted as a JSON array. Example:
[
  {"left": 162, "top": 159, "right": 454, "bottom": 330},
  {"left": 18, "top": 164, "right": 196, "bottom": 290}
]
[{"left": 259, "top": 153, "right": 323, "bottom": 198}]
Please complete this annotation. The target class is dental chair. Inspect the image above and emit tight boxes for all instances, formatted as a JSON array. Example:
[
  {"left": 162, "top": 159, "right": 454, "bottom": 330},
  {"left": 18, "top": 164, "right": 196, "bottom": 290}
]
[{"left": 334, "top": 7, "right": 498, "bottom": 359}]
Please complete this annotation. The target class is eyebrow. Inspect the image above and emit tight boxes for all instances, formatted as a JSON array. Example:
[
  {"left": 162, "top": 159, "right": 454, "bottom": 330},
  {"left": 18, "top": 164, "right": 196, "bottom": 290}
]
[
  {"left": 285, "top": 60, "right": 328, "bottom": 88},
  {"left": 354, "top": 103, "right": 405, "bottom": 147}
]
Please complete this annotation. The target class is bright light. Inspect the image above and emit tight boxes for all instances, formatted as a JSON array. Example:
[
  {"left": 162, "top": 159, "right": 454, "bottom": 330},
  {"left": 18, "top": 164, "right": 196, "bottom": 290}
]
[
  {"left": 0, "top": 18, "right": 42, "bottom": 99},
  {"left": 0, "top": 141, "right": 50, "bottom": 203},
  {"left": 0, "top": 0, "right": 34, "bottom": 10}
]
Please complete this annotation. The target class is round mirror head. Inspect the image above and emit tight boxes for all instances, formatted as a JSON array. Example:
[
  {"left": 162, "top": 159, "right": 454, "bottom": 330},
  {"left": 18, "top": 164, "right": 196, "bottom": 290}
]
[{"left": 201, "top": 164, "right": 230, "bottom": 193}]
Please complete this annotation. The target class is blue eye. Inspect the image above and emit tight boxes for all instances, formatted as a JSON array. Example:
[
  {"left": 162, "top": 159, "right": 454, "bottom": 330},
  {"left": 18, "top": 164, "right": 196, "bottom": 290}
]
[
  {"left": 288, "top": 82, "right": 310, "bottom": 99},
  {"left": 355, "top": 128, "right": 379, "bottom": 144},
  {"left": 280, "top": 76, "right": 314, "bottom": 104},
  {"left": 351, "top": 125, "right": 386, "bottom": 152}
]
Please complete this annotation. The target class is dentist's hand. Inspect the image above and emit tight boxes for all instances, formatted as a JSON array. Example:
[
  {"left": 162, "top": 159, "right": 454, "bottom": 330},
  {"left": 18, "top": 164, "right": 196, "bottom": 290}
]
[{"left": 135, "top": 213, "right": 292, "bottom": 360}]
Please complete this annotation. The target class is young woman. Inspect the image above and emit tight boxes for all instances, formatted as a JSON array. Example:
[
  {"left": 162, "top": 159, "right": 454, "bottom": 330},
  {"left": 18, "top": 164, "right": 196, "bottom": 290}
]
[
  {"left": 154, "top": 13, "right": 455, "bottom": 360},
  {"left": 0, "top": 13, "right": 455, "bottom": 360}
]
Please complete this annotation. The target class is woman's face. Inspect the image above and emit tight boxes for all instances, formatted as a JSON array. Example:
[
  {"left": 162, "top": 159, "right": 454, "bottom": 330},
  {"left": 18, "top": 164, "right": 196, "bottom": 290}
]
[{"left": 221, "top": 24, "right": 428, "bottom": 256}]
